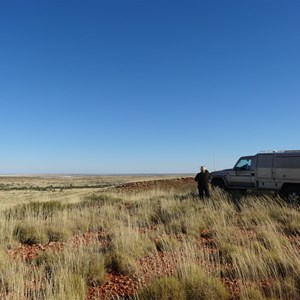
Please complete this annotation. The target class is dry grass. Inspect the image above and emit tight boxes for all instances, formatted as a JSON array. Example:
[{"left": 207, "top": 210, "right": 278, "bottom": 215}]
[{"left": 0, "top": 175, "right": 299, "bottom": 299}]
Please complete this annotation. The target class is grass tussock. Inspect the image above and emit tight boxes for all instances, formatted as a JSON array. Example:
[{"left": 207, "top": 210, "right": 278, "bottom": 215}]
[
  {"left": 13, "top": 223, "right": 71, "bottom": 245},
  {"left": 13, "top": 223, "right": 48, "bottom": 245},
  {"left": 155, "top": 235, "right": 181, "bottom": 252},
  {"left": 105, "top": 251, "right": 139, "bottom": 276},
  {"left": 5, "top": 200, "right": 64, "bottom": 221},
  {"left": 177, "top": 263, "right": 229, "bottom": 300},
  {"left": 137, "top": 276, "right": 186, "bottom": 300}
]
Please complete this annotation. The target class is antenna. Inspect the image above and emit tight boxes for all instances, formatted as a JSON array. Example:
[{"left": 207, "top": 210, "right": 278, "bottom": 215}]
[{"left": 213, "top": 149, "right": 216, "bottom": 171}]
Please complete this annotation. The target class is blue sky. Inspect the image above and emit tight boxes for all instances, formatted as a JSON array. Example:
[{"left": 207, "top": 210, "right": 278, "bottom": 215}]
[{"left": 0, "top": 0, "right": 299, "bottom": 174}]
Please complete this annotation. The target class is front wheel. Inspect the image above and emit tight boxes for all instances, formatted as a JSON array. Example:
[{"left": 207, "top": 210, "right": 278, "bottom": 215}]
[{"left": 211, "top": 179, "right": 227, "bottom": 191}]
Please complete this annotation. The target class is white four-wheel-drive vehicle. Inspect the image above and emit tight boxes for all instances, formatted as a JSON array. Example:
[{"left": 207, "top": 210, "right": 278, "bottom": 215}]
[{"left": 210, "top": 150, "right": 300, "bottom": 203}]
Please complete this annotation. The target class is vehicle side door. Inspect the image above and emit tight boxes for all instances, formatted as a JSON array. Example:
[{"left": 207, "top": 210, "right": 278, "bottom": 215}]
[
  {"left": 229, "top": 156, "right": 256, "bottom": 188},
  {"left": 256, "top": 154, "right": 276, "bottom": 189}
]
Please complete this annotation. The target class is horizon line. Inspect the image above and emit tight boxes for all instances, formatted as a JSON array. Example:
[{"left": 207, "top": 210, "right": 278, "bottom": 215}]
[{"left": 0, "top": 172, "right": 194, "bottom": 177}]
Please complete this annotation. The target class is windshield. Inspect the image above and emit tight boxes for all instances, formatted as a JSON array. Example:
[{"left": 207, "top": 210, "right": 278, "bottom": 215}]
[{"left": 235, "top": 157, "right": 252, "bottom": 171}]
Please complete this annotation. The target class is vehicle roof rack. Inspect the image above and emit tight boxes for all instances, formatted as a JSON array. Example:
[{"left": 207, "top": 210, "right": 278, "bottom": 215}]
[{"left": 259, "top": 150, "right": 300, "bottom": 153}]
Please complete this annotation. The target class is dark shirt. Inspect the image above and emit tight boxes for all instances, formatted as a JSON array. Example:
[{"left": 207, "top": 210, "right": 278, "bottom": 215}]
[{"left": 194, "top": 170, "right": 210, "bottom": 186}]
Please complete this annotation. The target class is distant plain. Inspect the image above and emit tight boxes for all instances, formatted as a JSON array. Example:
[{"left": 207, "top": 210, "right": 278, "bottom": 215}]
[{"left": 0, "top": 174, "right": 187, "bottom": 209}]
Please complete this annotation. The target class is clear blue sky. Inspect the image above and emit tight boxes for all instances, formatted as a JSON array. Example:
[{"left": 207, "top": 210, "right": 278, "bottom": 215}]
[{"left": 0, "top": 0, "right": 299, "bottom": 174}]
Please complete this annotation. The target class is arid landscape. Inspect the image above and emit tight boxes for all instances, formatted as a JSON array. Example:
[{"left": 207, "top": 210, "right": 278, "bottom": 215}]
[
  {"left": 0, "top": 175, "right": 299, "bottom": 299},
  {"left": 0, "top": 175, "right": 187, "bottom": 210}
]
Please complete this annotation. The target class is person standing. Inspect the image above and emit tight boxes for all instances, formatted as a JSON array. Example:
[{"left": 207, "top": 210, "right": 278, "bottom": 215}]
[{"left": 195, "top": 166, "right": 210, "bottom": 199}]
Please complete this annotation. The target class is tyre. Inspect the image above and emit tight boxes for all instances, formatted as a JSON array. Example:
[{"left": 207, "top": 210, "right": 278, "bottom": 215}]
[
  {"left": 231, "top": 189, "right": 247, "bottom": 196},
  {"left": 282, "top": 186, "right": 300, "bottom": 204}
]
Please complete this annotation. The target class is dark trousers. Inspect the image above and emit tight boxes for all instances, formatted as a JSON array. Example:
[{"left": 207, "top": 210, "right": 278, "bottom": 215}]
[{"left": 198, "top": 185, "right": 210, "bottom": 199}]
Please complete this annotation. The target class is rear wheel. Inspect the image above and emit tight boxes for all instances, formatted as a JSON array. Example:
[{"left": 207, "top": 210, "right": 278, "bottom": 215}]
[{"left": 282, "top": 186, "right": 300, "bottom": 204}]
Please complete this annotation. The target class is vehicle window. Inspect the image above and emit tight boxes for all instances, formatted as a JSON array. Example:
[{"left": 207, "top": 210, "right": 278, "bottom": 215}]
[
  {"left": 275, "top": 156, "right": 300, "bottom": 168},
  {"left": 257, "top": 154, "right": 273, "bottom": 168},
  {"left": 235, "top": 158, "right": 252, "bottom": 171}
]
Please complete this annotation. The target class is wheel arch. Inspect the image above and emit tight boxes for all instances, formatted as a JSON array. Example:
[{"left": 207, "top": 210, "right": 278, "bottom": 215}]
[{"left": 211, "top": 177, "right": 228, "bottom": 188}]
